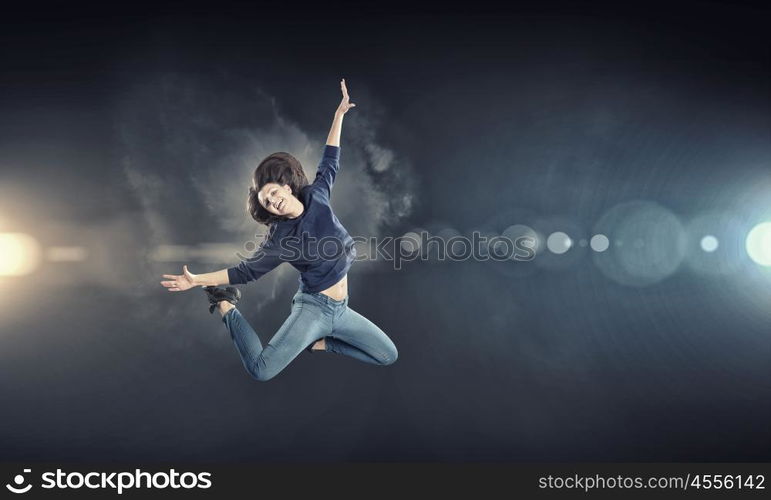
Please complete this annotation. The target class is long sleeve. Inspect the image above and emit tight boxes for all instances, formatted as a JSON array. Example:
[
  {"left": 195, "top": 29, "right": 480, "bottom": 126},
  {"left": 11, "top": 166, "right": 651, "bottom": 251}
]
[
  {"left": 226, "top": 245, "right": 284, "bottom": 285},
  {"left": 310, "top": 145, "right": 341, "bottom": 200}
]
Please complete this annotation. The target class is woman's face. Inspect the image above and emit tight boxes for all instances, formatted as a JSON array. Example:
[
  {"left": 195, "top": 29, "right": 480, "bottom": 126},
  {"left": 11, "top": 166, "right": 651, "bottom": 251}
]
[{"left": 257, "top": 182, "right": 302, "bottom": 217}]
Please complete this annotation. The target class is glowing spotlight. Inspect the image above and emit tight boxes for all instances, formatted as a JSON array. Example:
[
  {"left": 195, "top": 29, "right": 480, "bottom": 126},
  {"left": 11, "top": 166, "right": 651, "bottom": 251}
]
[
  {"left": 700, "top": 235, "right": 719, "bottom": 253},
  {"left": 590, "top": 234, "right": 610, "bottom": 252},
  {"left": 546, "top": 231, "right": 572, "bottom": 254},
  {"left": 0, "top": 233, "right": 42, "bottom": 276},
  {"left": 746, "top": 222, "right": 771, "bottom": 267}
]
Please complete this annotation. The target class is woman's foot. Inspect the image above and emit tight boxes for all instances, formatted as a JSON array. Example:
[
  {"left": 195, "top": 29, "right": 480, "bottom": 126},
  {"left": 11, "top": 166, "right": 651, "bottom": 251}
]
[
  {"left": 217, "top": 301, "right": 236, "bottom": 316},
  {"left": 202, "top": 286, "right": 241, "bottom": 314}
]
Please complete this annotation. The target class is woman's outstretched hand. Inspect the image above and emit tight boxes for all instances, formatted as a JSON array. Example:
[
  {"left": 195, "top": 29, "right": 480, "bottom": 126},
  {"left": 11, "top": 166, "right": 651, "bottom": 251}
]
[
  {"left": 160, "top": 265, "right": 198, "bottom": 292},
  {"left": 335, "top": 78, "right": 356, "bottom": 115}
]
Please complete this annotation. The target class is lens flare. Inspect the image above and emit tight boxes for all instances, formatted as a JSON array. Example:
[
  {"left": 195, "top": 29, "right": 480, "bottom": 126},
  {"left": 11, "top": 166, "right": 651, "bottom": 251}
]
[
  {"left": 745, "top": 222, "right": 771, "bottom": 267},
  {"left": 700, "top": 235, "right": 719, "bottom": 253},
  {"left": 0, "top": 233, "right": 41, "bottom": 276},
  {"left": 546, "top": 231, "right": 572, "bottom": 254},
  {"left": 590, "top": 234, "right": 610, "bottom": 252}
]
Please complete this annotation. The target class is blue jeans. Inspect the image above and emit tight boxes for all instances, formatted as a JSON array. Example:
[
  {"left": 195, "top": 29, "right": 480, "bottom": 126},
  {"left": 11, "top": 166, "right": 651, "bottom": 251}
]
[{"left": 222, "top": 286, "right": 398, "bottom": 381}]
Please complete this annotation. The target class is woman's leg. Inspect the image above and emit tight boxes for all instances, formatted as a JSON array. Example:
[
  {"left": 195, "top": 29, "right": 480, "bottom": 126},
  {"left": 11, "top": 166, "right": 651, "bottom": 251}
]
[
  {"left": 327, "top": 306, "right": 398, "bottom": 366},
  {"left": 221, "top": 296, "right": 331, "bottom": 381},
  {"left": 322, "top": 337, "right": 383, "bottom": 363}
]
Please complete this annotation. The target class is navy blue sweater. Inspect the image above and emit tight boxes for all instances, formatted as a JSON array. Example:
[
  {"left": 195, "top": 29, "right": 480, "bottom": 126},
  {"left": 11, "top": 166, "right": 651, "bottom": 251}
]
[{"left": 227, "top": 145, "right": 356, "bottom": 292}]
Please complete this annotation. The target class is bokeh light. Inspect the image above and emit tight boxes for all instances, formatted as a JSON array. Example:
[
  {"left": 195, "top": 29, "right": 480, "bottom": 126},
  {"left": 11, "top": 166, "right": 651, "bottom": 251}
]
[
  {"left": 700, "top": 235, "right": 719, "bottom": 253},
  {"left": 683, "top": 212, "right": 746, "bottom": 276},
  {"left": 590, "top": 234, "right": 610, "bottom": 252},
  {"left": 546, "top": 231, "right": 572, "bottom": 254},
  {"left": 592, "top": 201, "right": 686, "bottom": 287},
  {"left": 501, "top": 224, "right": 539, "bottom": 259},
  {"left": 0, "top": 233, "right": 42, "bottom": 276},
  {"left": 746, "top": 222, "right": 771, "bottom": 267}
]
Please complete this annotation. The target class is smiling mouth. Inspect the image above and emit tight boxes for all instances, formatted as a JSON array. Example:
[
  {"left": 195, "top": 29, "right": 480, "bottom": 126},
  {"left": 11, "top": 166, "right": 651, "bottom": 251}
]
[{"left": 277, "top": 200, "right": 284, "bottom": 211}]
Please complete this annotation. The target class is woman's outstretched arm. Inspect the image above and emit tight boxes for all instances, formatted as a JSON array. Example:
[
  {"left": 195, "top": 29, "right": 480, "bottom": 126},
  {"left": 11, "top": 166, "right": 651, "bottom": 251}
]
[
  {"left": 161, "top": 247, "right": 284, "bottom": 291},
  {"left": 326, "top": 78, "right": 356, "bottom": 147},
  {"left": 312, "top": 79, "right": 356, "bottom": 198},
  {"left": 160, "top": 265, "right": 230, "bottom": 292}
]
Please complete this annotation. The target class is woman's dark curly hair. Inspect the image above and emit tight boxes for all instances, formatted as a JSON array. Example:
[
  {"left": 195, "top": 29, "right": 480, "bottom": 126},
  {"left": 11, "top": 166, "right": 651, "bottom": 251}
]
[{"left": 247, "top": 152, "right": 309, "bottom": 226}]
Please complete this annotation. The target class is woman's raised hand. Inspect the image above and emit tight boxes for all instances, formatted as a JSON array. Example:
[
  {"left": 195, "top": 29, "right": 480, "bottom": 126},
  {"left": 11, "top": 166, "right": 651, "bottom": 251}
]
[
  {"left": 336, "top": 78, "right": 356, "bottom": 115},
  {"left": 160, "top": 264, "right": 198, "bottom": 292}
]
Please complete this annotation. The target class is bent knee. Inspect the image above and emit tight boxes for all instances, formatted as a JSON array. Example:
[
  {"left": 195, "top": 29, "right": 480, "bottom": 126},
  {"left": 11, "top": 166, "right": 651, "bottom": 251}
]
[
  {"left": 246, "top": 366, "right": 277, "bottom": 382},
  {"left": 381, "top": 348, "right": 398, "bottom": 365}
]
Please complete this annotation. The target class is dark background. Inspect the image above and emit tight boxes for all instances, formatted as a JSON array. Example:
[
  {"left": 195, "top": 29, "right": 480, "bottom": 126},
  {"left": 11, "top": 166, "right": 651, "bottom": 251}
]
[{"left": 0, "top": 0, "right": 769, "bottom": 462}]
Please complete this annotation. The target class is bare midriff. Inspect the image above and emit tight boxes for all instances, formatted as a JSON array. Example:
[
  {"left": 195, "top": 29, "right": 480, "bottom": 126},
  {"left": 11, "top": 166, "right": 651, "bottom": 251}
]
[{"left": 319, "top": 274, "right": 348, "bottom": 301}]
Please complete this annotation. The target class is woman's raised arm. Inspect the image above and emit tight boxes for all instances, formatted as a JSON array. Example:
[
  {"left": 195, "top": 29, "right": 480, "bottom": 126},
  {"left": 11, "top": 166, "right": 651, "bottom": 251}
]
[
  {"left": 326, "top": 78, "right": 356, "bottom": 147},
  {"left": 311, "top": 79, "right": 357, "bottom": 199}
]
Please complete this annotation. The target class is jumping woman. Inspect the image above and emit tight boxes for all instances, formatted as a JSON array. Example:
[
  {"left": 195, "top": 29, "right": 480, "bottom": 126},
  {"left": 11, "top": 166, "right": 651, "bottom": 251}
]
[{"left": 160, "top": 79, "right": 398, "bottom": 381}]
